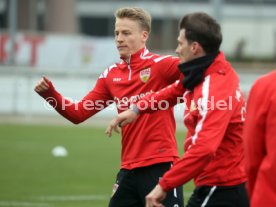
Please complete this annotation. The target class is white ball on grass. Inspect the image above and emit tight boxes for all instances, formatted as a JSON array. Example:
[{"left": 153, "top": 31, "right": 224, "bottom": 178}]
[{"left": 52, "top": 146, "right": 68, "bottom": 157}]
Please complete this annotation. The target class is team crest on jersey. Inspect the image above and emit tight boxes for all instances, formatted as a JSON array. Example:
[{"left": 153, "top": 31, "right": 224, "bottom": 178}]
[{"left": 140, "top": 68, "right": 151, "bottom": 83}]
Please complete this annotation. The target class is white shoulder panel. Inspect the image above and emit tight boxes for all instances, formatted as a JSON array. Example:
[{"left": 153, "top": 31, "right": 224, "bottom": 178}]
[{"left": 99, "top": 64, "right": 117, "bottom": 79}]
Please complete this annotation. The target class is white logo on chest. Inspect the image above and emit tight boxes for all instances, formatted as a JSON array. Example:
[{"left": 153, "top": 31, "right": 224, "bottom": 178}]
[{"left": 113, "top": 78, "right": 121, "bottom": 82}]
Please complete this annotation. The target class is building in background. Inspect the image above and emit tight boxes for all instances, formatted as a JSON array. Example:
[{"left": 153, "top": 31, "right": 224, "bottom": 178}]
[
  {"left": 0, "top": 0, "right": 275, "bottom": 119},
  {"left": 0, "top": 0, "right": 276, "bottom": 64}
]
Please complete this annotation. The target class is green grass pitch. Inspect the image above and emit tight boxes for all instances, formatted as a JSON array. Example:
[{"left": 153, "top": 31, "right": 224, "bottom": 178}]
[{"left": 0, "top": 124, "right": 194, "bottom": 207}]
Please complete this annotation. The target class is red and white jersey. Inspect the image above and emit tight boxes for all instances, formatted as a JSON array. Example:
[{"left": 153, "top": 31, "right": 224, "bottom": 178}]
[
  {"left": 137, "top": 52, "right": 247, "bottom": 190},
  {"left": 37, "top": 47, "right": 181, "bottom": 169},
  {"left": 243, "top": 70, "right": 276, "bottom": 207}
]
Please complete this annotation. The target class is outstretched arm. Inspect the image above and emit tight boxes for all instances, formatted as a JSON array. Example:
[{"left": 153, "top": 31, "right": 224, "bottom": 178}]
[{"left": 35, "top": 76, "right": 113, "bottom": 124}]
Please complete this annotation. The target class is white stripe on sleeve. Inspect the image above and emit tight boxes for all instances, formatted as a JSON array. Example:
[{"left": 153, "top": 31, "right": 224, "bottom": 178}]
[{"left": 192, "top": 75, "right": 210, "bottom": 144}]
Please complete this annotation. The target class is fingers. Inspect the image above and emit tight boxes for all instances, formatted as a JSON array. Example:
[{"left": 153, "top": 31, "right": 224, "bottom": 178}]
[
  {"left": 34, "top": 76, "right": 50, "bottom": 93},
  {"left": 43, "top": 76, "right": 50, "bottom": 83},
  {"left": 113, "top": 124, "right": 121, "bottom": 133},
  {"left": 105, "top": 124, "right": 120, "bottom": 137},
  {"left": 146, "top": 194, "right": 164, "bottom": 207},
  {"left": 105, "top": 118, "right": 121, "bottom": 137},
  {"left": 146, "top": 197, "right": 165, "bottom": 207},
  {"left": 145, "top": 185, "right": 166, "bottom": 207},
  {"left": 105, "top": 126, "right": 113, "bottom": 137},
  {"left": 145, "top": 197, "right": 164, "bottom": 207},
  {"left": 105, "top": 109, "right": 138, "bottom": 137}
]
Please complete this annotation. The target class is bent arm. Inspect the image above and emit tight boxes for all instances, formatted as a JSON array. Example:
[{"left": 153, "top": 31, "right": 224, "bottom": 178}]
[
  {"left": 136, "top": 77, "right": 185, "bottom": 114},
  {"left": 159, "top": 76, "right": 239, "bottom": 191}
]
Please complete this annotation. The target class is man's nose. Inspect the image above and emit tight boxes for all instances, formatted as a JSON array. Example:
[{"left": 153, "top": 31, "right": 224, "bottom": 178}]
[
  {"left": 175, "top": 49, "right": 180, "bottom": 57},
  {"left": 116, "top": 33, "right": 124, "bottom": 42}
]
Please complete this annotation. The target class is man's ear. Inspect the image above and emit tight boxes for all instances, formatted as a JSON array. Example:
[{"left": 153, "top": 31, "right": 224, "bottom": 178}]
[
  {"left": 191, "top": 42, "right": 204, "bottom": 55},
  {"left": 142, "top": 31, "right": 149, "bottom": 43}
]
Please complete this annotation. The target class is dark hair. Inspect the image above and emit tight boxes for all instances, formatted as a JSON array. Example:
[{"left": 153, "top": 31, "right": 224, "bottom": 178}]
[{"left": 179, "top": 12, "right": 222, "bottom": 54}]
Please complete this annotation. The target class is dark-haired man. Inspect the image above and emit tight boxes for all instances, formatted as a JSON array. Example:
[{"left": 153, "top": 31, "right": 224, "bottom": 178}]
[{"left": 107, "top": 12, "right": 249, "bottom": 207}]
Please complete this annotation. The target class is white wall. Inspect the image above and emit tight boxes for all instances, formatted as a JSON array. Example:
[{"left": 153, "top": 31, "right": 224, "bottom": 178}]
[{"left": 222, "top": 19, "right": 276, "bottom": 58}]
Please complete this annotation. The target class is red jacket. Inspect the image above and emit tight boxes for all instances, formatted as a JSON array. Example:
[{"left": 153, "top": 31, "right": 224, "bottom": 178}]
[
  {"left": 137, "top": 52, "right": 247, "bottom": 190},
  {"left": 37, "top": 48, "right": 181, "bottom": 169},
  {"left": 243, "top": 70, "right": 276, "bottom": 207}
]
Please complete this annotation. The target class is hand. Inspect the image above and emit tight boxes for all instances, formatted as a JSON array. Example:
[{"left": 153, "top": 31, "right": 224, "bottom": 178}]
[
  {"left": 105, "top": 109, "right": 138, "bottom": 137},
  {"left": 34, "top": 76, "right": 51, "bottom": 93},
  {"left": 146, "top": 184, "right": 167, "bottom": 207}
]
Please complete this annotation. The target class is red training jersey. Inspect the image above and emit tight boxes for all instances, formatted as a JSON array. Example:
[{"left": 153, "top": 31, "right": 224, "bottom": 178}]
[
  {"left": 243, "top": 70, "right": 276, "bottom": 207},
  {"left": 37, "top": 47, "right": 181, "bottom": 170},
  {"left": 136, "top": 52, "right": 248, "bottom": 191}
]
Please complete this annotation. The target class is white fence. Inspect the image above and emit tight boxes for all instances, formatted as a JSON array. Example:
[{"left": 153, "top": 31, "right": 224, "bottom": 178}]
[{"left": 0, "top": 66, "right": 272, "bottom": 123}]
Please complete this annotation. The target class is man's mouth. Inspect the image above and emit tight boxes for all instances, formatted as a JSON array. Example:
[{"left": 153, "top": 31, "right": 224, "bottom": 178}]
[{"left": 117, "top": 46, "right": 127, "bottom": 50}]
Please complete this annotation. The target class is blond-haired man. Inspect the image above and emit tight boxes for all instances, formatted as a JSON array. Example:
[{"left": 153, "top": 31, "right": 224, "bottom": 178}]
[{"left": 35, "top": 7, "right": 183, "bottom": 207}]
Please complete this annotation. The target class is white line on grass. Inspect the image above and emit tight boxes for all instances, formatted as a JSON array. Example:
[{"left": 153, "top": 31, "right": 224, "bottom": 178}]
[
  {"left": 0, "top": 201, "right": 52, "bottom": 207},
  {"left": 36, "top": 192, "right": 192, "bottom": 202},
  {"left": 37, "top": 194, "right": 108, "bottom": 201},
  {"left": 0, "top": 192, "right": 192, "bottom": 206}
]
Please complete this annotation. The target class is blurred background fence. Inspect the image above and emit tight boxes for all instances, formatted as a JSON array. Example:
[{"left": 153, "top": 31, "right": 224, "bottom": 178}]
[
  {"left": 0, "top": 64, "right": 272, "bottom": 124},
  {"left": 0, "top": 0, "right": 275, "bottom": 123}
]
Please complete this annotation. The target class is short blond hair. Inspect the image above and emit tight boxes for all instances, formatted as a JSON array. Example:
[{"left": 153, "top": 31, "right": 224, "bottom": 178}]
[{"left": 115, "top": 7, "right": 151, "bottom": 33}]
